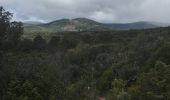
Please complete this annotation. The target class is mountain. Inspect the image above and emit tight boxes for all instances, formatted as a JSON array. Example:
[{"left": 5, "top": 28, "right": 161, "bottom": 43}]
[
  {"left": 106, "top": 21, "right": 158, "bottom": 30},
  {"left": 23, "top": 21, "right": 43, "bottom": 27},
  {"left": 24, "top": 18, "right": 165, "bottom": 32},
  {"left": 24, "top": 18, "right": 110, "bottom": 32},
  {"left": 149, "top": 22, "right": 170, "bottom": 27}
]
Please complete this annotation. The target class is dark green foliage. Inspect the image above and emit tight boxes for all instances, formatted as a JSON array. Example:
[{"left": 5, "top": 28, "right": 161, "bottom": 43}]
[
  {"left": 97, "top": 67, "right": 114, "bottom": 92},
  {"left": 0, "top": 6, "right": 12, "bottom": 42},
  {"left": 148, "top": 44, "right": 170, "bottom": 66},
  {"left": 7, "top": 22, "right": 23, "bottom": 43},
  {"left": 131, "top": 61, "right": 170, "bottom": 100},
  {"left": 3, "top": 22, "right": 23, "bottom": 50},
  {"left": 0, "top": 6, "right": 23, "bottom": 99},
  {"left": 7, "top": 79, "right": 42, "bottom": 100},
  {"left": 33, "top": 35, "right": 46, "bottom": 51},
  {"left": 1, "top": 6, "right": 170, "bottom": 100},
  {"left": 48, "top": 36, "right": 60, "bottom": 48},
  {"left": 18, "top": 39, "right": 33, "bottom": 52},
  {"left": 59, "top": 35, "right": 78, "bottom": 49},
  {"left": 0, "top": 7, "right": 23, "bottom": 50}
]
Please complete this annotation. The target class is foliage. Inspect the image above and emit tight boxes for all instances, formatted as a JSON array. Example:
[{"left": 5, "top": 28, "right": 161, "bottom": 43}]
[
  {"left": 1, "top": 6, "right": 170, "bottom": 100},
  {"left": 6, "top": 79, "right": 42, "bottom": 100}
]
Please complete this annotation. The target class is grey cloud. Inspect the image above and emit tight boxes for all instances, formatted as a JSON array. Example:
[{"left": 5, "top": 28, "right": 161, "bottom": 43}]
[{"left": 1, "top": 0, "right": 170, "bottom": 23}]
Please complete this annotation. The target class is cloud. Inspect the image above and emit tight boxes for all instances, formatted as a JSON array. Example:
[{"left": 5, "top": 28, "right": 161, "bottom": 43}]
[
  {"left": 89, "top": 11, "right": 117, "bottom": 23},
  {"left": 1, "top": 0, "right": 170, "bottom": 23}
]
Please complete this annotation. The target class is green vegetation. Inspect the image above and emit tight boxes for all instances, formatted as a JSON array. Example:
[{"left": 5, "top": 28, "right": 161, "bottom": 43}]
[
  {"left": 23, "top": 18, "right": 158, "bottom": 33},
  {"left": 24, "top": 18, "right": 111, "bottom": 33},
  {"left": 1, "top": 6, "right": 170, "bottom": 100}
]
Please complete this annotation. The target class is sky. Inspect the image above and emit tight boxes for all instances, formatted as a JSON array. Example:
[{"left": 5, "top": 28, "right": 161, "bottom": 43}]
[{"left": 1, "top": 0, "right": 170, "bottom": 23}]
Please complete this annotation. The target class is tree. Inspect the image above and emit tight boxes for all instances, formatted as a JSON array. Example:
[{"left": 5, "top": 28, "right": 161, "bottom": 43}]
[
  {"left": 0, "top": 6, "right": 12, "bottom": 43},
  {"left": 135, "top": 61, "right": 170, "bottom": 100},
  {"left": 60, "top": 36, "right": 77, "bottom": 49},
  {"left": 0, "top": 6, "right": 23, "bottom": 99},
  {"left": 18, "top": 39, "right": 33, "bottom": 52},
  {"left": 49, "top": 36, "right": 60, "bottom": 48},
  {"left": 106, "top": 79, "right": 131, "bottom": 100},
  {"left": 7, "top": 22, "right": 23, "bottom": 44},
  {"left": 0, "top": 6, "right": 13, "bottom": 62},
  {"left": 33, "top": 35, "right": 46, "bottom": 51},
  {"left": 6, "top": 79, "right": 42, "bottom": 100},
  {"left": 0, "top": 7, "right": 23, "bottom": 50},
  {"left": 97, "top": 67, "right": 114, "bottom": 92},
  {"left": 2, "top": 22, "right": 24, "bottom": 50}
]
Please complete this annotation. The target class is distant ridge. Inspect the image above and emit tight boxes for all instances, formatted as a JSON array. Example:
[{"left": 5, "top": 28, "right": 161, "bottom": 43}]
[
  {"left": 24, "top": 18, "right": 166, "bottom": 32},
  {"left": 106, "top": 21, "right": 158, "bottom": 30}
]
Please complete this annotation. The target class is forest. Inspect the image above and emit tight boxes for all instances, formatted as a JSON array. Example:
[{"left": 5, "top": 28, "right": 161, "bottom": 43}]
[{"left": 0, "top": 6, "right": 170, "bottom": 100}]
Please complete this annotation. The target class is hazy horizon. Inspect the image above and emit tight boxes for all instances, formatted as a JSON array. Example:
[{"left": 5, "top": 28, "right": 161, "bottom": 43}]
[{"left": 22, "top": 17, "right": 170, "bottom": 26}]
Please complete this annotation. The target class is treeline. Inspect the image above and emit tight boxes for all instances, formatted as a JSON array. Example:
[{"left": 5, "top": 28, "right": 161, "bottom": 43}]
[{"left": 1, "top": 6, "right": 170, "bottom": 100}]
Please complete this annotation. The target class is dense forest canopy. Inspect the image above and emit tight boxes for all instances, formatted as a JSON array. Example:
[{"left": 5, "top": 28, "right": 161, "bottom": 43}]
[{"left": 0, "top": 6, "right": 170, "bottom": 100}]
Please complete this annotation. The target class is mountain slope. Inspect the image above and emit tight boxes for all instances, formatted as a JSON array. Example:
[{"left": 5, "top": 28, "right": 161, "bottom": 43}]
[
  {"left": 24, "top": 18, "right": 110, "bottom": 32},
  {"left": 106, "top": 21, "right": 157, "bottom": 30},
  {"left": 24, "top": 18, "right": 163, "bottom": 32}
]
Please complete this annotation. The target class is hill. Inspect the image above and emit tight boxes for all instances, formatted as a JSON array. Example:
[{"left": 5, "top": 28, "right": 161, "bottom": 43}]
[
  {"left": 24, "top": 18, "right": 163, "bottom": 32},
  {"left": 24, "top": 18, "right": 110, "bottom": 32},
  {"left": 106, "top": 21, "right": 157, "bottom": 30}
]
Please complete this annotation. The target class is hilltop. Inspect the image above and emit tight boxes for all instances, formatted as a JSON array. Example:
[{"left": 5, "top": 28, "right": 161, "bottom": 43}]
[{"left": 24, "top": 18, "right": 165, "bottom": 32}]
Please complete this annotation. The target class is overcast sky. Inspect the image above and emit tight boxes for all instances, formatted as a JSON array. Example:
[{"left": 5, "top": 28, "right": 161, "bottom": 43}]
[{"left": 1, "top": 0, "right": 170, "bottom": 23}]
